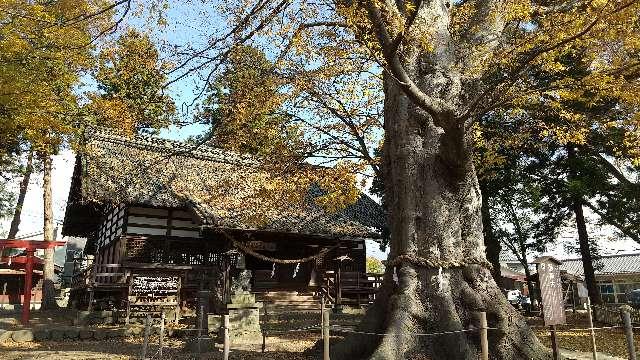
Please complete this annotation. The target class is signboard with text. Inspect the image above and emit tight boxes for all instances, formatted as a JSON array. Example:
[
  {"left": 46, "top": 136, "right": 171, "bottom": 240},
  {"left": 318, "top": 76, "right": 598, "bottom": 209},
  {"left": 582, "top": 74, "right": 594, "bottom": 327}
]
[{"left": 535, "top": 257, "right": 566, "bottom": 326}]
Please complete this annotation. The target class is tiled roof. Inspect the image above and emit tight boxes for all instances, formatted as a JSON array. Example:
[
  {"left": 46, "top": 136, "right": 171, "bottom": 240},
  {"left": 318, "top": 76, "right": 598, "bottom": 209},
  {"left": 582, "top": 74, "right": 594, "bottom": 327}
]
[
  {"left": 63, "top": 127, "right": 386, "bottom": 239},
  {"left": 560, "top": 253, "right": 640, "bottom": 276}
]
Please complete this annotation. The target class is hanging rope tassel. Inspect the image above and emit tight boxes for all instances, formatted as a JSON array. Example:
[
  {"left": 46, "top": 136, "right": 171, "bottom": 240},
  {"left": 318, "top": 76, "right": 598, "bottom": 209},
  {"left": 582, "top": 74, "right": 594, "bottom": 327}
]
[
  {"left": 293, "top": 262, "right": 300, "bottom": 278},
  {"left": 270, "top": 263, "right": 276, "bottom": 279},
  {"left": 438, "top": 267, "right": 443, "bottom": 292},
  {"left": 393, "top": 266, "right": 398, "bottom": 284}
]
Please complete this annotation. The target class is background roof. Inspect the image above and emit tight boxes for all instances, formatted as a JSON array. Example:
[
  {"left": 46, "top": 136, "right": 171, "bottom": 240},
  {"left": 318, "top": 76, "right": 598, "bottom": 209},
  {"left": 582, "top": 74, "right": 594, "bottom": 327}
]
[{"left": 560, "top": 253, "right": 640, "bottom": 276}]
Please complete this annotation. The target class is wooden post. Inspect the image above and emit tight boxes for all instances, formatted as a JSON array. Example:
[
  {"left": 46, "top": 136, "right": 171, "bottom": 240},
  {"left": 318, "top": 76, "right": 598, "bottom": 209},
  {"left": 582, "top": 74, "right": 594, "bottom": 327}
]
[
  {"left": 335, "top": 266, "right": 342, "bottom": 312},
  {"left": 479, "top": 311, "right": 489, "bottom": 360},
  {"left": 586, "top": 297, "right": 597, "bottom": 360},
  {"left": 141, "top": 314, "right": 151, "bottom": 360},
  {"left": 159, "top": 312, "right": 165, "bottom": 358},
  {"left": 21, "top": 250, "right": 34, "bottom": 325},
  {"left": 223, "top": 314, "right": 230, "bottom": 360},
  {"left": 323, "top": 307, "right": 330, "bottom": 360},
  {"left": 550, "top": 325, "right": 559, "bottom": 360},
  {"left": 321, "top": 295, "right": 326, "bottom": 330},
  {"left": 262, "top": 303, "right": 267, "bottom": 353},
  {"left": 197, "top": 304, "right": 203, "bottom": 354},
  {"left": 621, "top": 307, "right": 637, "bottom": 360}
]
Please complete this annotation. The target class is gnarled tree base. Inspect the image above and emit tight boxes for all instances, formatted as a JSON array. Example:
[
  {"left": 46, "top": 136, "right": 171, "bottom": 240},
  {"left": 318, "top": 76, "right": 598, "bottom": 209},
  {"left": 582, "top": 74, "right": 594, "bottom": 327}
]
[{"left": 330, "top": 264, "right": 552, "bottom": 360}]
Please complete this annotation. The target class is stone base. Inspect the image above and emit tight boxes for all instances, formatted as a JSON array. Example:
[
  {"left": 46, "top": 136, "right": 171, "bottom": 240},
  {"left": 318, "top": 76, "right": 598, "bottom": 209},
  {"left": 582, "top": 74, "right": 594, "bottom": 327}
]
[
  {"left": 207, "top": 295, "right": 263, "bottom": 344},
  {"left": 184, "top": 336, "right": 217, "bottom": 353}
]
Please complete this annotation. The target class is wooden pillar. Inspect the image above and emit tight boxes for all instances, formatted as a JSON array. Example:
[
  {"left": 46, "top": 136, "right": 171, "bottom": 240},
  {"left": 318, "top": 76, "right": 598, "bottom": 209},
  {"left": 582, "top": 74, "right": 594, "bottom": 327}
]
[
  {"left": 21, "top": 250, "right": 34, "bottom": 325},
  {"left": 335, "top": 264, "right": 342, "bottom": 311},
  {"left": 323, "top": 307, "right": 330, "bottom": 360},
  {"left": 479, "top": 311, "right": 489, "bottom": 360},
  {"left": 621, "top": 307, "right": 637, "bottom": 360}
]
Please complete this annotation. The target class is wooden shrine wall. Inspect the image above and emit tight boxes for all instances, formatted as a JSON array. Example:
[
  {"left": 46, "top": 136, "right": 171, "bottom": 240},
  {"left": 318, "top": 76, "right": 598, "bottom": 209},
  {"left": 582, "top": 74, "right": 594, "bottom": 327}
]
[
  {"left": 96, "top": 205, "right": 126, "bottom": 250},
  {"left": 125, "top": 207, "right": 201, "bottom": 239}
]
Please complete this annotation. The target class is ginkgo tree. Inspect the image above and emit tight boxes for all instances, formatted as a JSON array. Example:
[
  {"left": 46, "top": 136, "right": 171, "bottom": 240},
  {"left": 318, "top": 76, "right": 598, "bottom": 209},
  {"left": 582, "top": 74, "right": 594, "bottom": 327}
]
[
  {"left": 0, "top": 0, "right": 122, "bottom": 309},
  {"left": 148, "top": 0, "right": 640, "bottom": 358}
]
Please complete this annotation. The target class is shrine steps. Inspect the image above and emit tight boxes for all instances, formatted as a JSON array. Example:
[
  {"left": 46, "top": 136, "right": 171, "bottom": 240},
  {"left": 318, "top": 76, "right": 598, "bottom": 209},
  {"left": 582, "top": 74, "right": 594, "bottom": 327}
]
[{"left": 255, "top": 291, "right": 325, "bottom": 313}]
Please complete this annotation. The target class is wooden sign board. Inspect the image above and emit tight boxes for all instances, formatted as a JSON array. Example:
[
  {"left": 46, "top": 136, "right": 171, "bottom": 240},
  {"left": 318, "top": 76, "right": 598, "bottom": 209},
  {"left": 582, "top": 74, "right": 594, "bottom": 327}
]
[{"left": 535, "top": 257, "right": 566, "bottom": 326}]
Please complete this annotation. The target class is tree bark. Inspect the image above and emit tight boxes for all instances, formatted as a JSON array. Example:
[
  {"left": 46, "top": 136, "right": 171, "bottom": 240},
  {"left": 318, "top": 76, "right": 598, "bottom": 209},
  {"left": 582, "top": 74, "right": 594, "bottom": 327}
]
[
  {"left": 7, "top": 151, "right": 33, "bottom": 240},
  {"left": 330, "top": 74, "right": 550, "bottom": 359},
  {"left": 41, "top": 154, "right": 58, "bottom": 310},
  {"left": 572, "top": 200, "right": 601, "bottom": 306},
  {"left": 480, "top": 183, "right": 502, "bottom": 286}
]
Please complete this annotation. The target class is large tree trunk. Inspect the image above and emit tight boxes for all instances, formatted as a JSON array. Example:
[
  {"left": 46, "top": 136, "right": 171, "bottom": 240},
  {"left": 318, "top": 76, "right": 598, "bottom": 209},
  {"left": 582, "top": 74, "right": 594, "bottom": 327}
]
[
  {"left": 572, "top": 200, "right": 601, "bottom": 306},
  {"left": 331, "top": 75, "right": 550, "bottom": 359},
  {"left": 41, "top": 154, "right": 58, "bottom": 310},
  {"left": 480, "top": 183, "right": 502, "bottom": 286},
  {"left": 7, "top": 151, "right": 33, "bottom": 240}
]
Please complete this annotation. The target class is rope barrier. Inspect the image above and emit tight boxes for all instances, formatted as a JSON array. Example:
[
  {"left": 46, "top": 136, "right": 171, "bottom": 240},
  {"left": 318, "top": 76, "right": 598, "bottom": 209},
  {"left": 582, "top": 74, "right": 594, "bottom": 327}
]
[
  {"left": 385, "top": 253, "right": 493, "bottom": 270},
  {"left": 529, "top": 325, "right": 623, "bottom": 331},
  {"left": 263, "top": 325, "right": 322, "bottom": 334},
  {"left": 329, "top": 325, "right": 499, "bottom": 337}
]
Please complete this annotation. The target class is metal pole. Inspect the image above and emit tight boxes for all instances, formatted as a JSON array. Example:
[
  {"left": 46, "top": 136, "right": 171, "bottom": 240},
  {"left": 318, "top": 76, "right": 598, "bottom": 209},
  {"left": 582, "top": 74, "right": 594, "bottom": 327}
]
[
  {"left": 586, "top": 297, "right": 597, "bottom": 360},
  {"left": 479, "top": 312, "right": 489, "bottom": 360},
  {"left": 159, "top": 312, "right": 165, "bottom": 358},
  {"left": 141, "top": 314, "right": 151, "bottom": 359},
  {"left": 323, "top": 307, "right": 330, "bottom": 360},
  {"left": 223, "top": 314, "right": 230, "bottom": 360},
  {"left": 197, "top": 304, "right": 203, "bottom": 354},
  {"left": 621, "top": 307, "right": 637, "bottom": 360},
  {"left": 550, "top": 325, "right": 559, "bottom": 360}
]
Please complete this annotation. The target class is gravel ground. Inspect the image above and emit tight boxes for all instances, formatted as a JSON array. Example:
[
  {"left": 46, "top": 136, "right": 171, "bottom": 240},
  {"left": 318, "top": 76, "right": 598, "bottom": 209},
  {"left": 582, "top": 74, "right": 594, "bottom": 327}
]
[{"left": 0, "top": 309, "right": 636, "bottom": 359}]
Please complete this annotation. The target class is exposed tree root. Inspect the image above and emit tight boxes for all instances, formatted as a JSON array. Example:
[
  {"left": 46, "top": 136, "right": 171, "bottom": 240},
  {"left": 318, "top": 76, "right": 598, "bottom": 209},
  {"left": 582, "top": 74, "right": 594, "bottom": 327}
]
[{"left": 331, "top": 265, "right": 553, "bottom": 360}]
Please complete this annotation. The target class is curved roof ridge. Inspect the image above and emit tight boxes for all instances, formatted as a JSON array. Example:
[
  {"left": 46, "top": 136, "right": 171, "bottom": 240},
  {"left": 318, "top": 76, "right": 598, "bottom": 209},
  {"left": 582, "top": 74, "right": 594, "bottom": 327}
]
[{"left": 84, "top": 126, "right": 256, "bottom": 165}]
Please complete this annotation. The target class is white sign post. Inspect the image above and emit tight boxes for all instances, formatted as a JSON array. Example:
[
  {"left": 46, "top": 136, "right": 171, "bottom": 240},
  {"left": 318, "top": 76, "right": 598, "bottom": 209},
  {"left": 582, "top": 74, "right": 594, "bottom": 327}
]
[{"left": 534, "top": 257, "right": 566, "bottom": 360}]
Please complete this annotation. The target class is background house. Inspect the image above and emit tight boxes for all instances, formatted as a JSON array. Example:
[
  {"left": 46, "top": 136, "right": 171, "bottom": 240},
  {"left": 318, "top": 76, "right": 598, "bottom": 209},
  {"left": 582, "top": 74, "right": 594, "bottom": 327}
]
[{"left": 561, "top": 253, "right": 640, "bottom": 304}]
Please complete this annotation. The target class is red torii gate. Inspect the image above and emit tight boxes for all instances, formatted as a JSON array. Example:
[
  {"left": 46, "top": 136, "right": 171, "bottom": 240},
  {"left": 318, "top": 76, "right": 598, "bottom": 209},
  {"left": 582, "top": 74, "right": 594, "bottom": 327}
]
[{"left": 0, "top": 240, "right": 66, "bottom": 324}]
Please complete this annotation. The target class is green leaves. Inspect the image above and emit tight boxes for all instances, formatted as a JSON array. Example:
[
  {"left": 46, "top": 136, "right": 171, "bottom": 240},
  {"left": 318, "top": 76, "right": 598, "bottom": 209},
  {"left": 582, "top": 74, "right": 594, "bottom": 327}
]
[
  {"left": 88, "top": 28, "right": 176, "bottom": 135},
  {"left": 197, "top": 45, "right": 304, "bottom": 157}
]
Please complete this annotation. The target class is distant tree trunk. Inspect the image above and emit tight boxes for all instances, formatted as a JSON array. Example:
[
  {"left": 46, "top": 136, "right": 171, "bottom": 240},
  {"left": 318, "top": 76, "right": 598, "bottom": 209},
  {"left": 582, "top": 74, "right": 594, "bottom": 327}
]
[
  {"left": 331, "top": 73, "right": 549, "bottom": 359},
  {"left": 517, "top": 242, "right": 537, "bottom": 308},
  {"left": 480, "top": 183, "right": 502, "bottom": 286},
  {"left": 41, "top": 154, "right": 58, "bottom": 310},
  {"left": 572, "top": 201, "right": 601, "bottom": 306},
  {"left": 2, "top": 152, "right": 33, "bottom": 258},
  {"left": 567, "top": 146, "right": 601, "bottom": 306},
  {"left": 7, "top": 152, "right": 33, "bottom": 239}
]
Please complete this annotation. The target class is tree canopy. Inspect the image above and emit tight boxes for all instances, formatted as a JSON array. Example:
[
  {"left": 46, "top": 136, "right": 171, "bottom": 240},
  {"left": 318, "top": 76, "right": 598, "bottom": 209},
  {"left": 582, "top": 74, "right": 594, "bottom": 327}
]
[{"left": 88, "top": 28, "right": 176, "bottom": 135}]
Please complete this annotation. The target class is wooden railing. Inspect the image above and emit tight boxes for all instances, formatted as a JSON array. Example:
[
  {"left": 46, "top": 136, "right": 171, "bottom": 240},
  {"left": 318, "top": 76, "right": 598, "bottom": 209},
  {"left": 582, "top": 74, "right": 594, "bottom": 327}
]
[
  {"left": 93, "top": 264, "right": 129, "bottom": 286},
  {"left": 321, "top": 271, "right": 383, "bottom": 306},
  {"left": 71, "top": 264, "right": 130, "bottom": 289},
  {"left": 593, "top": 304, "right": 640, "bottom": 325}
]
